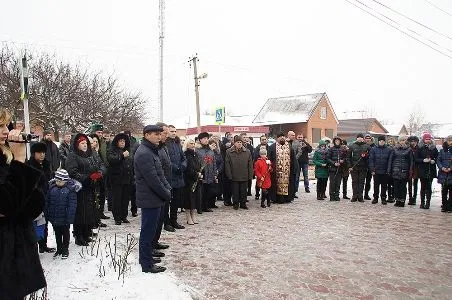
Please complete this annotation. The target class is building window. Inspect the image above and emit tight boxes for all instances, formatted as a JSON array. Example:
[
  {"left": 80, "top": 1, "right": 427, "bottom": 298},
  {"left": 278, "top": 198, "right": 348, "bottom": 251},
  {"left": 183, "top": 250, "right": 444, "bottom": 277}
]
[
  {"left": 325, "top": 129, "right": 334, "bottom": 139},
  {"left": 312, "top": 128, "right": 321, "bottom": 144},
  {"left": 320, "top": 107, "right": 327, "bottom": 119}
]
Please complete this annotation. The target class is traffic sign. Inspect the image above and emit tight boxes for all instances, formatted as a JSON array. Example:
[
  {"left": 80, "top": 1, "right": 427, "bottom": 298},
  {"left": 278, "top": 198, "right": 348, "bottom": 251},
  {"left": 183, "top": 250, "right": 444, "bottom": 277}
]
[{"left": 215, "top": 107, "right": 225, "bottom": 125}]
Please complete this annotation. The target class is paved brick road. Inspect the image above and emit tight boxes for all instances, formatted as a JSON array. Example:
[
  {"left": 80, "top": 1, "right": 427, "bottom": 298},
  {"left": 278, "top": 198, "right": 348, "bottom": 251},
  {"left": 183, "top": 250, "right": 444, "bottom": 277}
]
[{"left": 160, "top": 182, "right": 452, "bottom": 300}]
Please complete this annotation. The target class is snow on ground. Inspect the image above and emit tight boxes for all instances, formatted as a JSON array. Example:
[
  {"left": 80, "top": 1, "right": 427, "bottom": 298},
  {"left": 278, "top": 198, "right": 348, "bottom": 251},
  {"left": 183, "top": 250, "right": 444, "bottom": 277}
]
[{"left": 40, "top": 215, "right": 194, "bottom": 300}]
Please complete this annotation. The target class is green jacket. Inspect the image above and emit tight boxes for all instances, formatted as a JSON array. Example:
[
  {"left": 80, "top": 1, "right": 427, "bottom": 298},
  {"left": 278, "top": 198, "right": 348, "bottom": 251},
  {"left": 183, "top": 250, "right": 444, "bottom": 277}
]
[
  {"left": 98, "top": 138, "right": 109, "bottom": 168},
  {"left": 313, "top": 148, "right": 329, "bottom": 179}
]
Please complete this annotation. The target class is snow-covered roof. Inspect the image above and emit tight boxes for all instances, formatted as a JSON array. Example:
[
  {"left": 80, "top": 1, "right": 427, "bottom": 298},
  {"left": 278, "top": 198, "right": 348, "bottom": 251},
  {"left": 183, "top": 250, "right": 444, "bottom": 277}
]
[
  {"left": 418, "top": 123, "right": 452, "bottom": 138},
  {"left": 338, "top": 118, "right": 388, "bottom": 135},
  {"left": 252, "top": 93, "right": 326, "bottom": 125},
  {"left": 384, "top": 124, "right": 407, "bottom": 136},
  {"left": 168, "top": 114, "right": 256, "bottom": 129}
]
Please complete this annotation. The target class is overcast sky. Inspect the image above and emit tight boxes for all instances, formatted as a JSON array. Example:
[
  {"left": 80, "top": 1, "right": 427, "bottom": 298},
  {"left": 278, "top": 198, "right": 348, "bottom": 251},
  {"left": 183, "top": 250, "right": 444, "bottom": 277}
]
[{"left": 1, "top": 0, "right": 451, "bottom": 126}]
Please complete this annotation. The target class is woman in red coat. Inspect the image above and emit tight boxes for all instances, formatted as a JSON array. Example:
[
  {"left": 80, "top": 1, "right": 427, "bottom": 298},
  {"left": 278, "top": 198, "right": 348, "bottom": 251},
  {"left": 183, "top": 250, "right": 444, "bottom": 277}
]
[{"left": 254, "top": 148, "right": 273, "bottom": 208}]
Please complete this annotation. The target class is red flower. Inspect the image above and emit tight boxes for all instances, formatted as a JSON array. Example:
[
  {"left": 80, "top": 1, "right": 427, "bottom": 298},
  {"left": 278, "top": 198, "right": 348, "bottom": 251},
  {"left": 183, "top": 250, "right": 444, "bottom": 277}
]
[
  {"left": 361, "top": 151, "right": 368, "bottom": 158},
  {"left": 203, "top": 156, "right": 213, "bottom": 164}
]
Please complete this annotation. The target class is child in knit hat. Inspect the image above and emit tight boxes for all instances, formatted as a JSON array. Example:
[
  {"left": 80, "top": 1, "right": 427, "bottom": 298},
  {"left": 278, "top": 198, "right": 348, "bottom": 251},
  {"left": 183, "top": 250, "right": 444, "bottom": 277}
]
[{"left": 46, "top": 169, "right": 81, "bottom": 258}]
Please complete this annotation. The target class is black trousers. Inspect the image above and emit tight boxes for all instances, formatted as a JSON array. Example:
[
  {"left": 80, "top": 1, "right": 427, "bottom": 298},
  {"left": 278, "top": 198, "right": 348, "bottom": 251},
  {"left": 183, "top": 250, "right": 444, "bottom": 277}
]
[
  {"left": 261, "top": 188, "right": 270, "bottom": 205},
  {"left": 73, "top": 224, "right": 91, "bottom": 239},
  {"left": 351, "top": 169, "right": 367, "bottom": 200},
  {"left": 232, "top": 181, "right": 248, "bottom": 205},
  {"left": 169, "top": 187, "right": 183, "bottom": 223},
  {"left": 420, "top": 178, "right": 434, "bottom": 201},
  {"left": 247, "top": 179, "right": 252, "bottom": 195},
  {"left": 154, "top": 201, "right": 169, "bottom": 246},
  {"left": 223, "top": 175, "right": 232, "bottom": 204},
  {"left": 317, "top": 178, "right": 328, "bottom": 196},
  {"left": 255, "top": 185, "right": 261, "bottom": 199},
  {"left": 112, "top": 184, "right": 131, "bottom": 221},
  {"left": 408, "top": 177, "right": 419, "bottom": 200},
  {"left": 98, "top": 178, "right": 106, "bottom": 213},
  {"left": 373, "top": 174, "right": 388, "bottom": 200},
  {"left": 217, "top": 171, "right": 224, "bottom": 199},
  {"left": 328, "top": 172, "right": 342, "bottom": 199},
  {"left": 130, "top": 183, "right": 137, "bottom": 214},
  {"left": 393, "top": 179, "right": 408, "bottom": 201},
  {"left": 364, "top": 170, "right": 372, "bottom": 196},
  {"left": 387, "top": 176, "right": 394, "bottom": 200},
  {"left": 54, "top": 225, "right": 70, "bottom": 252},
  {"left": 202, "top": 183, "right": 216, "bottom": 210},
  {"left": 342, "top": 174, "right": 349, "bottom": 196},
  {"left": 441, "top": 184, "right": 452, "bottom": 211}
]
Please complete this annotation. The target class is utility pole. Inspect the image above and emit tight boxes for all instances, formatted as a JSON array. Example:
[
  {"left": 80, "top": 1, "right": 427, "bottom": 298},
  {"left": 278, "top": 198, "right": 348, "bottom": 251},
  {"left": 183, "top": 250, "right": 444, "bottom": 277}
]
[
  {"left": 190, "top": 55, "right": 201, "bottom": 134},
  {"left": 189, "top": 55, "right": 207, "bottom": 134},
  {"left": 158, "top": 0, "right": 165, "bottom": 122}
]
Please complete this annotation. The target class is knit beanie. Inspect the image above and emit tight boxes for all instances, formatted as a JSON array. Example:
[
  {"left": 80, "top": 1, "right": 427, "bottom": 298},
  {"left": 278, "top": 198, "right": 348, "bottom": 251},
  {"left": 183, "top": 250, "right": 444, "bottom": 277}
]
[
  {"left": 55, "top": 169, "right": 70, "bottom": 182},
  {"left": 422, "top": 132, "right": 433, "bottom": 141},
  {"left": 357, "top": 133, "right": 364, "bottom": 139},
  {"left": 378, "top": 135, "right": 386, "bottom": 142}
]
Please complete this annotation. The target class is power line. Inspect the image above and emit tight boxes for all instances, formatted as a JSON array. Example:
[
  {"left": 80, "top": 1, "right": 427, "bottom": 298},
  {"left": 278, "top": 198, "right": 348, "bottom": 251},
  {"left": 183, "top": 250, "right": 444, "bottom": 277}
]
[
  {"left": 369, "top": 0, "right": 452, "bottom": 41},
  {"left": 344, "top": 0, "right": 452, "bottom": 60},
  {"left": 422, "top": 0, "right": 452, "bottom": 17}
]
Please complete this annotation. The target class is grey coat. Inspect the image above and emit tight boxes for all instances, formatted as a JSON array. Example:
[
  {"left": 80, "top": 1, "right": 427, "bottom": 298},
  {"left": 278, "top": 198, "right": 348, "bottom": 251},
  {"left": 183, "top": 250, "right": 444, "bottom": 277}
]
[
  {"left": 196, "top": 146, "right": 217, "bottom": 184},
  {"left": 225, "top": 147, "right": 253, "bottom": 182}
]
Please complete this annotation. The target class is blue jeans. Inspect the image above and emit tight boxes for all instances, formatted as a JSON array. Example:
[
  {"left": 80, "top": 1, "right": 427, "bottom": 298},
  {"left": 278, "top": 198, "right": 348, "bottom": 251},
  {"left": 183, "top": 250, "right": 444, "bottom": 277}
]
[
  {"left": 296, "top": 163, "right": 310, "bottom": 191},
  {"left": 139, "top": 206, "right": 162, "bottom": 268}
]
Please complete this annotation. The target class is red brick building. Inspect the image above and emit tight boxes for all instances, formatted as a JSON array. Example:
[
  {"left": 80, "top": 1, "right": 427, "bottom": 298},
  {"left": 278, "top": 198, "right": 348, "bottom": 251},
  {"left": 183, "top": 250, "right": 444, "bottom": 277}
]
[{"left": 252, "top": 93, "right": 338, "bottom": 144}]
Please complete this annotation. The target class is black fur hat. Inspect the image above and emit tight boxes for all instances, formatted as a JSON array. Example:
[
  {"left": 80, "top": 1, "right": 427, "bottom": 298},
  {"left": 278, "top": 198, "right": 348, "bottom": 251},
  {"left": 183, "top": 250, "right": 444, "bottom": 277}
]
[{"left": 30, "top": 142, "right": 47, "bottom": 154}]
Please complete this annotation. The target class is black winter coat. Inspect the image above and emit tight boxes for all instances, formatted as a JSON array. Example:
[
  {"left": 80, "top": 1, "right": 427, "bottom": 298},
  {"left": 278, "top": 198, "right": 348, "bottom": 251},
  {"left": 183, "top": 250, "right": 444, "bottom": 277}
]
[
  {"left": 388, "top": 145, "right": 413, "bottom": 180},
  {"left": 298, "top": 140, "right": 313, "bottom": 165},
  {"left": 59, "top": 142, "right": 71, "bottom": 169},
  {"left": 415, "top": 143, "right": 439, "bottom": 179},
  {"left": 327, "top": 145, "right": 348, "bottom": 173},
  {"left": 437, "top": 142, "right": 452, "bottom": 185},
  {"left": 0, "top": 153, "right": 47, "bottom": 299},
  {"left": 66, "top": 133, "right": 102, "bottom": 226},
  {"left": 349, "top": 141, "right": 371, "bottom": 170},
  {"left": 158, "top": 143, "right": 172, "bottom": 185},
  {"left": 43, "top": 139, "right": 60, "bottom": 173},
  {"left": 369, "top": 145, "right": 392, "bottom": 175},
  {"left": 166, "top": 138, "right": 187, "bottom": 188},
  {"left": 26, "top": 157, "right": 52, "bottom": 196},
  {"left": 134, "top": 139, "right": 171, "bottom": 208},
  {"left": 184, "top": 148, "right": 202, "bottom": 189},
  {"left": 107, "top": 134, "right": 133, "bottom": 185}
]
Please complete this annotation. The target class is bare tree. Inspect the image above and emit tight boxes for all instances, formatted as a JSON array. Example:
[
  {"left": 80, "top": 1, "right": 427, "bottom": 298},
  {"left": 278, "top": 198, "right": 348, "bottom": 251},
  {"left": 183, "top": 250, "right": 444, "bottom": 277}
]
[
  {"left": 0, "top": 45, "right": 146, "bottom": 138},
  {"left": 406, "top": 105, "right": 425, "bottom": 135}
]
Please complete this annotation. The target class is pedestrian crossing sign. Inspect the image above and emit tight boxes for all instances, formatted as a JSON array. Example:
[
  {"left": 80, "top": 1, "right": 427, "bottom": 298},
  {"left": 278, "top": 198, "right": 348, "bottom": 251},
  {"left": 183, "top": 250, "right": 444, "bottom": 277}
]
[{"left": 215, "top": 107, "right": 225, "bottom": 125}]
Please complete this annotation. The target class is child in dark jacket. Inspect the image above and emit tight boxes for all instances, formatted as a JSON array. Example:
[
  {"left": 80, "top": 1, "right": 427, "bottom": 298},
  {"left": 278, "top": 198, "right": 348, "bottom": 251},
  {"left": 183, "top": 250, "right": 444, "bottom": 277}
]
[
  {"left": 254, "top": 148, "right": 273, "bottom": 208},
  {"left": 46, "top": 169, "right": 81, "bottom": 258}
]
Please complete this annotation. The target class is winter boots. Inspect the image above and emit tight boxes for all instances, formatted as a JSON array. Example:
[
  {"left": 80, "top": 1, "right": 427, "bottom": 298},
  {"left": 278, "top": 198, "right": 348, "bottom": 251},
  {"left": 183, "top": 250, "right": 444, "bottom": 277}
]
[
  {"left": 408, "top": 198, "right": 416, "bottom": 205},
  {"left": 394, "top": 199, "right": 405, "bottom": 207}
]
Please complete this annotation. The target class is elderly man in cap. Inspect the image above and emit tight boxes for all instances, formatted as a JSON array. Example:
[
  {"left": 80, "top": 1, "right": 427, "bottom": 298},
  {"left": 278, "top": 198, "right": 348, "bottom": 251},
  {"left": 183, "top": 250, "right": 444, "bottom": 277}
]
[
  {"left": 348, "top": 133, "right": 372, "bottom": 202},
  {"left": 225, "top": 135, "right": 253, "bottom": 210},
  {"left": 42, "top": 129, "right": 60, "bottom": 174},
  {"left": 135, "top": 125, "right": 170, "bottom": 273}
]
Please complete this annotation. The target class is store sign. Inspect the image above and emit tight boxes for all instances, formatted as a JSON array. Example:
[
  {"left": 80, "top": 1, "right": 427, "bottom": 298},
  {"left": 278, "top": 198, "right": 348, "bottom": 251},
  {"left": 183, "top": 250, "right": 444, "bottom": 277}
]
[{"left": 234, "top": 127, "right": 249, "bottom": 132}]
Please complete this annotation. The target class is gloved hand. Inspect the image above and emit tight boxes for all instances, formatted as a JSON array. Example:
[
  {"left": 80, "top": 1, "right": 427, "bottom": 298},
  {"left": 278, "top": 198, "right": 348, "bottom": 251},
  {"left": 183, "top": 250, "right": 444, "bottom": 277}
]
[
  {"left": 430, "top": 160, "right": 435, "bottom": 165},
  {"left": 89, "top": 171, "right": 102, "bottom": 181}
]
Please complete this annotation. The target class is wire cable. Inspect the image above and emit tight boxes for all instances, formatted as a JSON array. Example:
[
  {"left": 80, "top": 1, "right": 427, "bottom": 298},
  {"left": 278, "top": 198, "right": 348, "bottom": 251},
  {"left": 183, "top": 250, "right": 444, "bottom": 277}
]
[
  {"left": 344, "top": 0, "right": 452, "bottom": 60},
  {"left": 369, "top": 0, "right": 452, "bottom": 41},
  {"left": 422, "top": 0, "right": 452, "bottom": 17}
]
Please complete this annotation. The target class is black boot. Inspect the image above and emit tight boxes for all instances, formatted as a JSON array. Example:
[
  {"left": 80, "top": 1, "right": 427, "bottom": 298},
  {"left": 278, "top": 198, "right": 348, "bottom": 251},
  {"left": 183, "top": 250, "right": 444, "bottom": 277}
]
[
  {"left": 75, "top": 236, "right": 88, "bottom": 246},
  {"left": 425, "top": 199, "right": 430, "bottom": 209},
  {"left": 343, "top": 194, "right": 350, "bottom": 200},
  {"left": 364, "top": 194, "right": 371, "bottom": 200},
  {"left": 261, "top": 199, "right": 266, "bottom": 208},
  {"left": 420, "top": 199, "right": 425, "bottom": 209},
  {"left": 317, "top": 193, "right": 323, "bottom": 200},
  {"left": 408, "top": 198, "right": 416, "bottom": 205}
]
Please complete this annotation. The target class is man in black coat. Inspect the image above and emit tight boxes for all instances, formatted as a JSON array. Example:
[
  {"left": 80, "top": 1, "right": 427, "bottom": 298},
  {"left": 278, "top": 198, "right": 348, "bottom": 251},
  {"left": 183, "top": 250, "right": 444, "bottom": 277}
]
[
  {"left": 253, "top": 135, "right": 269, "bottom": 200},
  {"left": 297, "top": 133, "right": 313, "bottom": 193},
  {"left": 240, "top": 133, "right": 255, "bottom": 196},
  {"left": 26, "top": 142, "right": 56, "bottom": 253},
  {"left": 364, "top": 133, "right": 376, "bottom": 200},
  {"left": 368, "top": 136, "right": 392, "bottom": 204},
  {"left": 124, "top": 130, "right": 140, "bottom": 217},
  {"left": 135, "top": 125, "right": 169, "bottom": 274},
  {"left": 221, "top": 132, "right": 234, "bottom": 205},
  {"left": 349, "top": 133, "right": 372, "bottom": 202},
  {"left": 59, "top": 133, "right": 72, "bottom": 169},
  {"left": 42, "top": 130, "right": 60, "bottom": 174}
]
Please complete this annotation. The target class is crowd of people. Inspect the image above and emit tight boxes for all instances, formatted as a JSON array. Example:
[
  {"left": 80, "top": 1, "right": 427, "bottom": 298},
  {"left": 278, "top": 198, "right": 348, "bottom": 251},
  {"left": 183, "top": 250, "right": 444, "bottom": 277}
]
[{"left": 1, "top": 105, "right": 451, "bottom": 297}]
